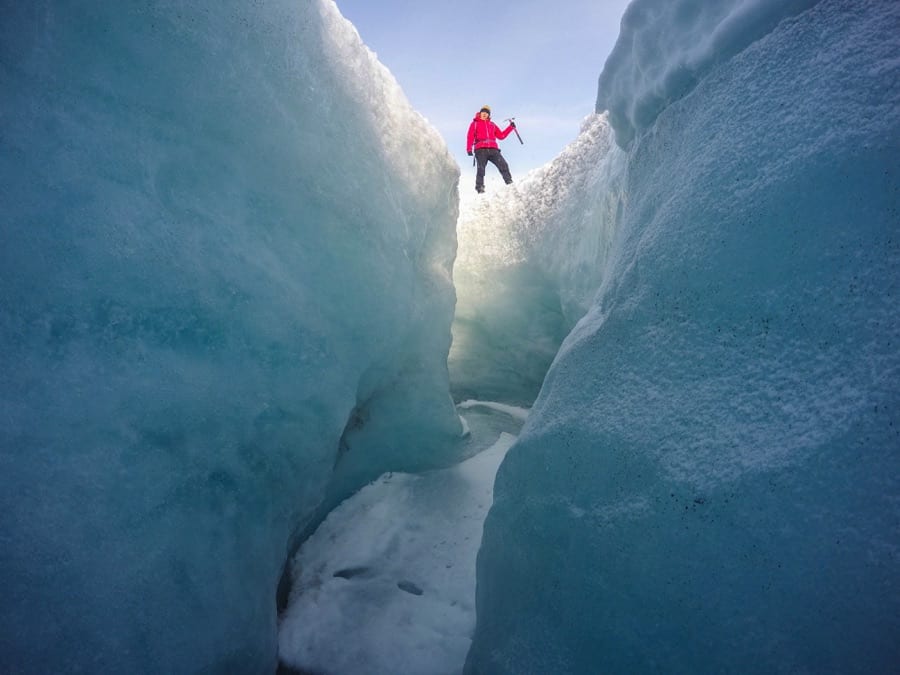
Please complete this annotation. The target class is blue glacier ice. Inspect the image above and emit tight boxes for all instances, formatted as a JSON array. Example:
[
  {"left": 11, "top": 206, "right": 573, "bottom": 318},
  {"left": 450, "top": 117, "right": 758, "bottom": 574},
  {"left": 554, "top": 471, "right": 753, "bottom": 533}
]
[
  {"left": 466, "top": 0, "right": 900, "bottom": 673},
  {"left": 3, "top": 0, "right": 899, "bottom": 672},
  {"left": 0, "top": 1, "right": 462, "bottom": 673}
]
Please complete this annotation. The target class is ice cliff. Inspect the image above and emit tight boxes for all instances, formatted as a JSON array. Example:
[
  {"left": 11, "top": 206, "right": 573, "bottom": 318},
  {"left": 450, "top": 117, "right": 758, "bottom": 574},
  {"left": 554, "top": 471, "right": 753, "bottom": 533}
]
[
  {"left": 0, "top": 1, "right": 461, "bottom": 673},
  {"left": 466, "top": 0, "right": 900, "bottom": 673}
]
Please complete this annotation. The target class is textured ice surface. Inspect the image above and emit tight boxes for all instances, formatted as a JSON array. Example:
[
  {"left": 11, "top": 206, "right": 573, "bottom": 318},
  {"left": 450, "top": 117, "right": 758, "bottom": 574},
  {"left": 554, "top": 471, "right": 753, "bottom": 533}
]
[
  {"left": 0, "top": 1, "right": 460, "bottom": 672},
  {"left": 597, "top": 0, "right": 821, "bottom": 147},
  {"left": 468, "top": 0, "right": 900, "bottom": 672}
]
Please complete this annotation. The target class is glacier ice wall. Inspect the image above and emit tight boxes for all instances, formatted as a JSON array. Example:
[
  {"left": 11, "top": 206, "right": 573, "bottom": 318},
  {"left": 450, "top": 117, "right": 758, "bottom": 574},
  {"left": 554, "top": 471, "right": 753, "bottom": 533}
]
[
  {"left": 0, "top": 1, "right": 461, "bottom": 673},
  {"left": 450, "top": 116, "right": 627, "bottom": 405},
  {"left": 468, "top": 0, "right": 900, "bottom": 672},
  {"left": 598, "top": 0, "right": 820, "bottom": 147}
]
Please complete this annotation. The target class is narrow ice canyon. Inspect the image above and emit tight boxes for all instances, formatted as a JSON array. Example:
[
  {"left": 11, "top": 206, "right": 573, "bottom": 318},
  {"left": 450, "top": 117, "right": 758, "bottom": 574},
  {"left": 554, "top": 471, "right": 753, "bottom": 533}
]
[{"left": 1, "top": 1, "right": 897, "bottom": 674}]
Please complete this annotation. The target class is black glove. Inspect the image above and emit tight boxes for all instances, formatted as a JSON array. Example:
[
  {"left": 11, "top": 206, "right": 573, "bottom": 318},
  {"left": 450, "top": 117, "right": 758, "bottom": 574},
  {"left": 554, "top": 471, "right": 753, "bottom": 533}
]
[
  {"left": 467, "top": 151, "right": 473, "bottom": 156},
  {"left": 509, "top": 121, "right": 516, "bottom": 128}
]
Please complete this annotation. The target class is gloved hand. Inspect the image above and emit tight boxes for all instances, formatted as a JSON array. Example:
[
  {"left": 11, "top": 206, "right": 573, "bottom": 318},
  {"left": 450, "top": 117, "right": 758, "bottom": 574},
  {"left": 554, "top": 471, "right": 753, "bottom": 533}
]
[
  {"left": 509, "top": 121, "right": 516, "bottom": 128},
  {"left": 467, "top": 151, "right": 473, "bottom": 156}
]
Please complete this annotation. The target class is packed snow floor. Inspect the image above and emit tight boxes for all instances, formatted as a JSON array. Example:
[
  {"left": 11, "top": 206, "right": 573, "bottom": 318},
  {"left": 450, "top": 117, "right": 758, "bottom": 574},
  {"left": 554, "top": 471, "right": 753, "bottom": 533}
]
[{"left": 277, "top": 401, "right": 527, "bottom": 675}]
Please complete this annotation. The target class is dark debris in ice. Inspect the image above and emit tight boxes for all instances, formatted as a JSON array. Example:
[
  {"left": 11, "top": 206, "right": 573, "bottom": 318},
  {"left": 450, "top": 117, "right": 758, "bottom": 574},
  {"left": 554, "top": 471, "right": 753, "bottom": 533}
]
[{"left": 397, "top": 580, "right": 424, "bottom": 595}]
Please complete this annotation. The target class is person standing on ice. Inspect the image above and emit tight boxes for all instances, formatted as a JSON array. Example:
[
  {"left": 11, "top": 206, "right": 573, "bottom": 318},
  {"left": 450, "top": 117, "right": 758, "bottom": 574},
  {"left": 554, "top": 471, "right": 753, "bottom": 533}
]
[{"left": 466, "top": 105, "right": 515, "bottom": 194}]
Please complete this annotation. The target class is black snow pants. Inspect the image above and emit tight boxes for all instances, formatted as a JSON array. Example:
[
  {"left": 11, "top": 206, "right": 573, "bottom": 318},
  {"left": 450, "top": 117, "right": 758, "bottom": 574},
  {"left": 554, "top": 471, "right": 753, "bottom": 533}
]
[{"left": 474, "top": 147, "right": 512, "bottom": 191}]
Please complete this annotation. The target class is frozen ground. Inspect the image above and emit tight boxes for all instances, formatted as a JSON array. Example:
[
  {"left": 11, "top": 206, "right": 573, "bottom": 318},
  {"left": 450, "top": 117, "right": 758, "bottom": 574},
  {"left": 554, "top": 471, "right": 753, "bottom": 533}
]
[{"left": 277, "top": 402, "right": 527, "bottom": 675}]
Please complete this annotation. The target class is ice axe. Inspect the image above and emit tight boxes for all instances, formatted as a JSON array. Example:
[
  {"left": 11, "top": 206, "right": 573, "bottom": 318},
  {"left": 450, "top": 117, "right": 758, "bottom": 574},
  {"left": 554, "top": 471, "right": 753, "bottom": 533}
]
[{"left": 504, "top": 117, "right": 524, "bottom": 144}]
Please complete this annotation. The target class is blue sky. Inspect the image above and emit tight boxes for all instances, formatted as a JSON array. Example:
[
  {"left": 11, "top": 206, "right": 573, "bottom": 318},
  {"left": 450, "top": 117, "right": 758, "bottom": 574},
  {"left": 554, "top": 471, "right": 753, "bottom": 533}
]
[{"left": 333, "top": 0, "right": 631, "bottom": 178}]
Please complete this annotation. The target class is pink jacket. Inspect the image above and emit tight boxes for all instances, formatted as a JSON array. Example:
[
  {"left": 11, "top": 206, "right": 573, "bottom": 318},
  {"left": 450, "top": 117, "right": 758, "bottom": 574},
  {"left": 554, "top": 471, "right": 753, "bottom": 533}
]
[{"left": 467, "top": 114, "right": 514, "bottom": 153}]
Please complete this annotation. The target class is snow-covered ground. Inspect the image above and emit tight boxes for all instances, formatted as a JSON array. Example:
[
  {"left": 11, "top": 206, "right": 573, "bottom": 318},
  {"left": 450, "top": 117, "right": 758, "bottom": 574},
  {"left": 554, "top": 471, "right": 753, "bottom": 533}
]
[{"left": 277, "top": 402, "right": 527, "bottom": 674}]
